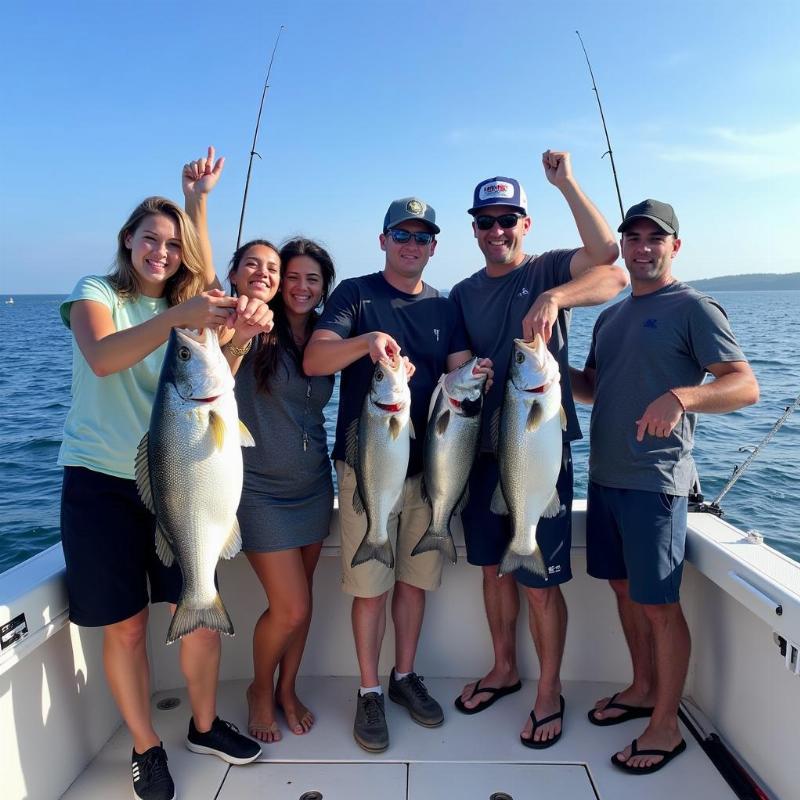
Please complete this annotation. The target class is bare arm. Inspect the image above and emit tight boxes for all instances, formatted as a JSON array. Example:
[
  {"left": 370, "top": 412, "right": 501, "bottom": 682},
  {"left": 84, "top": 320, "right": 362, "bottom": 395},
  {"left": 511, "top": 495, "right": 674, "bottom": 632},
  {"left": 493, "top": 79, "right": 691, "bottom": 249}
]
[
  {"left": 569, "top": 365, "right": 596, "bottom": 405},
  {"left": 542, "top": 150, "right": 619, "bottom": 276},
  {"left": 71, "top": 292, "right": 238, "bottom": 377},
  {"left": 521, "top": 264, "right": 628, "bottom": 342},
  {"left": 304, "top": 328, "right": 405, "bottom": 376},
  {"left": 636, "top": 361, "right": 760, "bottom": 442}
]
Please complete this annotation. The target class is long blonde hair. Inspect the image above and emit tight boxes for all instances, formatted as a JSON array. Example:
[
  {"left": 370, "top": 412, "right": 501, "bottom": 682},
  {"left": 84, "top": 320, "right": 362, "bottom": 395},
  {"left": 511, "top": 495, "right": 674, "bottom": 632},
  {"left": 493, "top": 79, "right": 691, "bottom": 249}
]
[{"left": 110, "top": 196, "right": 206, "bottom": 306}]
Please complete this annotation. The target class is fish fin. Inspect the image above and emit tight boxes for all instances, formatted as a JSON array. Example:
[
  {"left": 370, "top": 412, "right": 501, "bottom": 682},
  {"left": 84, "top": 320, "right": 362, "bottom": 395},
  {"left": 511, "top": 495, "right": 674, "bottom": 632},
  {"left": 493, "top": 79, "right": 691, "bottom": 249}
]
[
  {"left": 345, "top": 418, "right": 359, "bottom": 467},
  {"left": 209, "top": 410, "right": 226, "bottom": 450},
  {"left": 490, "top": 483, "right": 509, "bottom": 516},
  {"left": 427, "top": 379, "right": 444, "bottom": 421},
  {"left": 239, "top": 420, "right": 255, "bottom": 447},
  {"left": 351, "top": 534, "right": 395, "bottom": 569},
  {"left": 490, "top": 408, "right": 501, "bottom": 454},
  {"left": 454, "top": 485, "right": 470, "bottom": 515},
  {"left": 352, "top": 484, "right": 365, "bottom": 515},
  {"left": 134, "top": 433, "right": 155, "bottom": 514},
  {"left": 219, "top": 518, "right": 242, "bottom": 560},
  {"left": 166, "top": 594, "right": 234, "bottom": 644},
  {"left": 419, "top": 475, "right": 430, "bottom": 505},
  {"left": 541, "top": 489, "right": 562, "bottom": 519},
  {"left": 411, "top": 526, "right": 457, "bottom": 564},
  {"left": 560, "top": 406, "right": 567, "bottom": 432},
  {"left": 497, "top": 546, "right": 548, "bottom": 580},
  {"left": 389, "top": 415, "right": 402, "bottom": 440},
  {"left": 526, "top": 401, "right": 543, "bottom": 432},
  {"left": 435, "top": 409, "right": 451, "bottom": 436},
  {"left": 155, "top": 524, "right": 175, "bottom": 567},
  {"left": 408, "top": 418, "right": 416, "bottom": 440}
]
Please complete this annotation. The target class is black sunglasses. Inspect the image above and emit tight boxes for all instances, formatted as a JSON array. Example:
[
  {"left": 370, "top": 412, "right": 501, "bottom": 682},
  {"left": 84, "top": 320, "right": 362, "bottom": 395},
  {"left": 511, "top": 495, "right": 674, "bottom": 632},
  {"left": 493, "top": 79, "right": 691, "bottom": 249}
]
[
  {"left": 386, "top": 229, "right": 435, "bottom": 245},
  {"left": 474, "top": 213, "right": 524, "bottom": 231}
]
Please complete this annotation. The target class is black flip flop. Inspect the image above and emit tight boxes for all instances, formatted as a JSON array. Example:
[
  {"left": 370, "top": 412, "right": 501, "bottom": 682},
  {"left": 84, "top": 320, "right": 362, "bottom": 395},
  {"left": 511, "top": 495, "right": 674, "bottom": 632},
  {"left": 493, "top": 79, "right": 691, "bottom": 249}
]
[
  {"left": 588, "top": 692, "right": 654, "bottom": 726},
  {"left": 612, "top": 738, "right": 687, "bottom": 774},
  {"left": 454, "top": 679, "right": 523, "bottom": 715},
  {"left": 520, "top": 694, "right": 565, "bottom": 749}
]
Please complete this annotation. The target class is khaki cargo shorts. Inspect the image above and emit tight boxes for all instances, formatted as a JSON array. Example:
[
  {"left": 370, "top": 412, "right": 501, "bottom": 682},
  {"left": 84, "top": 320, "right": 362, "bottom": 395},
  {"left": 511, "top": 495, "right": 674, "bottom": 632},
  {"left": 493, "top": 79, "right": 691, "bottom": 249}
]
[{"left": 335, "top": 460, "right": 443, "bottom": 598}]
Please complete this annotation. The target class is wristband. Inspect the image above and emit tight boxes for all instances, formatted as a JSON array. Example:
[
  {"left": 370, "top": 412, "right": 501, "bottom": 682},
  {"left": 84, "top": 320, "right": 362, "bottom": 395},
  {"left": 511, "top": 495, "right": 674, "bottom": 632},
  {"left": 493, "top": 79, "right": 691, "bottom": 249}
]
[
  {"left": 224, "top": 339, "right": 253, "bottom": 358},
  {"left": 669, "top": 389, "right": 686, "bottom": 413}
]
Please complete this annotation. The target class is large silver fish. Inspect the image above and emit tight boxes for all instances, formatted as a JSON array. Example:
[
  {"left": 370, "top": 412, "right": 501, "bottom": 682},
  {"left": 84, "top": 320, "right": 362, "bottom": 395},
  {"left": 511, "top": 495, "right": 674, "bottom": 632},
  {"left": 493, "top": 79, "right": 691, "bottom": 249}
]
[
  {"left": 346, "top": 355, "right": 412, "bottom": 568},
  {"left": 412, "top": 357, "right": 486, "bottom": 564},
  {"left": 491, "top": 337, "right": 566, "bottom": 579},
  {"left": 135, "top": 327, "right": 254, "bottom": 643}
]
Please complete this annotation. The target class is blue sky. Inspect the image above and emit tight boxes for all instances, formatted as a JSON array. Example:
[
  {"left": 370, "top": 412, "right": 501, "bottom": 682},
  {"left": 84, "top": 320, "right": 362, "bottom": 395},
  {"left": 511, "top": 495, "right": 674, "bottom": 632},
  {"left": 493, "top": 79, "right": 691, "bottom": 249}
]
[{"left": 1, "top": 0, "right": 798, "bottom": 294}]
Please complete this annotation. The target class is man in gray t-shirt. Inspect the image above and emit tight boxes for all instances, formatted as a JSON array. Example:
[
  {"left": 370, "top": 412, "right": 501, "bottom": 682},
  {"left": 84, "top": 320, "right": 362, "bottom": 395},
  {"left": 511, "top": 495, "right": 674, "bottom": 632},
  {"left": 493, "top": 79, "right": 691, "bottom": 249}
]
[
  {"left": 451, "top": 151, "right": 628, "bottom": 749},
  {"left": 571, "top": 199, "right": 759, "bottom": 774}
]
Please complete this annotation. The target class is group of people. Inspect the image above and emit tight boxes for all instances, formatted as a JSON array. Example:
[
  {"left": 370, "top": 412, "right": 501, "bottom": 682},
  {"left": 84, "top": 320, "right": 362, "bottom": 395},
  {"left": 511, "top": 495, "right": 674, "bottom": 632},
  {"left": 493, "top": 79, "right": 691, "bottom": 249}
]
[{"left": 57, "top": 146, "right": 758, "bottom": 800}]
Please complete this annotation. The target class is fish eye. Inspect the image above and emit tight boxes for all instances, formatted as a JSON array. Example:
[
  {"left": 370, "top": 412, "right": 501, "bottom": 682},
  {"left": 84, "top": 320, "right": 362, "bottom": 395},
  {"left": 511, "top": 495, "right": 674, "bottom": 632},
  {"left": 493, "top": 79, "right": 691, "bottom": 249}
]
[
  {"left": 178, "top": 346, "right": 191, "bottom": 361},
  {"left": 515, "top": 352, "right": 524, "bottom": 363},
  {"left": 375, "top": 370, "right": 384, "bottom": 381}
]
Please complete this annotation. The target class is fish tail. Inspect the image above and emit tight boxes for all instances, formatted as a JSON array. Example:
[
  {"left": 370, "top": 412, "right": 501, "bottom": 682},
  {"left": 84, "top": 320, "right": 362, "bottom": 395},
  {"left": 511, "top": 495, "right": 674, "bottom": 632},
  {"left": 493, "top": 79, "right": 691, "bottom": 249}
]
[
  {"left": 351, "top": 533, "right": 395, "bottom": 569},
  {"left": 497, "top": 546, "right": 548, "bottom": 581},
  {"left": 165, "top": 594, "right": 235, "bottom": 644},
  {"left": 411, "top": 524, "right": 457, "bottom": 564}
]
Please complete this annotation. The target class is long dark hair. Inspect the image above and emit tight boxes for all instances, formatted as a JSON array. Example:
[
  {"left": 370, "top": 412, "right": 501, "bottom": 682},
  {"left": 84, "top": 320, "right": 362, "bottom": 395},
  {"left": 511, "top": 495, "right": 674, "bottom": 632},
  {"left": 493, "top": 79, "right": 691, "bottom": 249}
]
[{"left": 230, "top": 238, "right": 335, "bottom": 393}]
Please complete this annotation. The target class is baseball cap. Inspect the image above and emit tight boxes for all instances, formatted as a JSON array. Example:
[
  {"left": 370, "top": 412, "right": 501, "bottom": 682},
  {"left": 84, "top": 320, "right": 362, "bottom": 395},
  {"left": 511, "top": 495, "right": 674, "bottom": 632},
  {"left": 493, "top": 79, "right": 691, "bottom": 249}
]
[
  {"left": 618, "top": 199, "right": 679, "bottom": 236},
  {"left": 468, "top": 176, "right": 528, "bottom": 216},
  {"left": 383, "top": 197, "right": 440, "bottom": 234}
]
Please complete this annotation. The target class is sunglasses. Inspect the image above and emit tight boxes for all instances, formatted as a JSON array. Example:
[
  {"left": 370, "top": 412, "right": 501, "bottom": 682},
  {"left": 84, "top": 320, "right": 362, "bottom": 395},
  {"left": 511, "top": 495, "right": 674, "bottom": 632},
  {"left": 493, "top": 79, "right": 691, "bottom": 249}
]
[
  {"left": 474, "top": 213, "right": 525, "bottom": 231},
  {"left": 386, "top": 229, "right": 435, "bottom": 245}
]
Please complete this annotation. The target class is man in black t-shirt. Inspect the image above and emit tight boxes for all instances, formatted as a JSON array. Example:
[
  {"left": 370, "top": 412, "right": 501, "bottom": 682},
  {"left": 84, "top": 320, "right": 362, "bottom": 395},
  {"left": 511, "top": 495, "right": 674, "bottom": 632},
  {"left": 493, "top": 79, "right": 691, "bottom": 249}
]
[
  {"left": 305, "top": 197, "right": 490, "bottom": 753},
  {"left": 450, "top": 151, "right": 627, "bottom": 748}
]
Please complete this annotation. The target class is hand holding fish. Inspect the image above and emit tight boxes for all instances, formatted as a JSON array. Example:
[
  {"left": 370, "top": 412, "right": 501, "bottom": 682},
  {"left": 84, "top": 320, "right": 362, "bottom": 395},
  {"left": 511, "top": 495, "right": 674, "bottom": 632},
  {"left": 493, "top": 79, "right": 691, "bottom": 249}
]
[
  {"left": 475, "top": 357, "right": 494, "bottom": 393},
  {"left": 635, "top": 391, "right": 684, "bottom": 442},
  {"left": 175, "top": 288, "right": 238, "bottom": 330},
  {"left": 401, "top": 355, "right": 416, "bottom": 381},
  {"left": 367, "top": 331, "right": 401, "bottom": 363},
  {"left": 542, "top": 149, "right": 574, "bottom": 190},
  {"left": 182, "top": 145, "right": 225, "bottom": 199},
  {"left": 522, "top": 290, "right": 558, "bottom": 343},
  {"left": 228, "top": 294, "right": 274, "bottom": 336}
]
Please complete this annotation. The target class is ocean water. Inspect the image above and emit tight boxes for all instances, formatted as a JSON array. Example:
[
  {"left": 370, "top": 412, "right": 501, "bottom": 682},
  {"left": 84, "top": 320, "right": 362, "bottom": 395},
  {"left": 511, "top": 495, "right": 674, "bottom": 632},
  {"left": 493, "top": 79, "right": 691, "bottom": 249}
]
[{"left": 0, "top": 291, "right": 798, "bottom": 575}]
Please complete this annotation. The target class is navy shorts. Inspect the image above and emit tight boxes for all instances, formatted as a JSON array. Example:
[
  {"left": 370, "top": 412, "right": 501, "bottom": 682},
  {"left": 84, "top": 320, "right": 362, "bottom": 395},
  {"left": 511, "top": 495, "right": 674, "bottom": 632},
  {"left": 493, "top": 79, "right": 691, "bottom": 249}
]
[
  {"left": 462, "top": 445, "right": 573, "bottom": 588},
  {"left": 60, "top": 466, "right": 183, "bottom": 627},
  {"left": 586, "top": 481, "right": 688, "bottom": 605}
]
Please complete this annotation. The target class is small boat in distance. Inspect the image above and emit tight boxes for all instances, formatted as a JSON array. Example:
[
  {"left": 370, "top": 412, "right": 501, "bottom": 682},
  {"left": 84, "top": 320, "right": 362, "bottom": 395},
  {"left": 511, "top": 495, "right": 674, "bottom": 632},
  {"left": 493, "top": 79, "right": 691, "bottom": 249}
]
[{"left": 4, "top": 297, "right": 13, "bottom": 304}]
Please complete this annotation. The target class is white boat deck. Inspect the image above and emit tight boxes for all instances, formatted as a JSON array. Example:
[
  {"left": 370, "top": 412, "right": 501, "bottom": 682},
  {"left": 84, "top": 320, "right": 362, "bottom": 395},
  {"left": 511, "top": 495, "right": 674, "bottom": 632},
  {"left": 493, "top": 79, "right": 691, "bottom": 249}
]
[{"left": 61, "top": 677, "right": 738, "bottom": 800}]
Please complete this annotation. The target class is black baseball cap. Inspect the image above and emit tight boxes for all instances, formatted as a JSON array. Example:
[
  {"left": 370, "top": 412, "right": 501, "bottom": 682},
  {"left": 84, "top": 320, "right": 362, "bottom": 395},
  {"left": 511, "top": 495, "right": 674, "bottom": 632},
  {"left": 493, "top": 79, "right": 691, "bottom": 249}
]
[{"left": 618, "top": 199, "right": 679, "bottom": 236}]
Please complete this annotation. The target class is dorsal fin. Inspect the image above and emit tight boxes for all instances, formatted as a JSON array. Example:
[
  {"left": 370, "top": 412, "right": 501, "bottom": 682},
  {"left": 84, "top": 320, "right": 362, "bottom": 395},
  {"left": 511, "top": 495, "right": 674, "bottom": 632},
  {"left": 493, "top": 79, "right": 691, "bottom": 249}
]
[
  {"left": 345, "top": 417, "right": 359, "bottom": 467},
  {"left": 134, "top": 433, "right": 155, "bottom": 514}
]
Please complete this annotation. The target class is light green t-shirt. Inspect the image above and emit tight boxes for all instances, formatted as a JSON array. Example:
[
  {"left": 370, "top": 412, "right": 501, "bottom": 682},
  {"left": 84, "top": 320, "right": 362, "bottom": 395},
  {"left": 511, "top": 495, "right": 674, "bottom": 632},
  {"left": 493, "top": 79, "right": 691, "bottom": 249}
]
[{"left": 57, "top": 275, "right": 168, "bottom": 479}]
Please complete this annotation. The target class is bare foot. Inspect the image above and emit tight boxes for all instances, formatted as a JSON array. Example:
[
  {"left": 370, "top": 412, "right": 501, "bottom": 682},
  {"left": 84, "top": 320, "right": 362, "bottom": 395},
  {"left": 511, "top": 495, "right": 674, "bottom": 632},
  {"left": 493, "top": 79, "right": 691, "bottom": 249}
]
[
  {"left": 592, "top": 686, "right": 654, "bottom": 723},
  {"left": 613, "top": 723, "right": 684, "bottom": 770},
  {"left": 458, "top": 668, "right": 520, "bottom": 711},
  {"left": 276, "top": 686, "right": 314, "bottom": 735},
  {"left": 520, "top": 691, "right": 563, "bottom": 745},
  {"left": 247, "top": 684, "right": 281, "bottom": 743}
]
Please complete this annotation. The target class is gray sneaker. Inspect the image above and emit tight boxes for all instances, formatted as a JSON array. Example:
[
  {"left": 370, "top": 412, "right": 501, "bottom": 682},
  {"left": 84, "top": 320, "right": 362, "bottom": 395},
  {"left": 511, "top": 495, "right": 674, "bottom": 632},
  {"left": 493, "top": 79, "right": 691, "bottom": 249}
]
[
  {"left": 353, "top": 691, "right": 389, "bottom": 752},
  {"left": 388, "top": 669, "right": 444, "bottom": 727}
]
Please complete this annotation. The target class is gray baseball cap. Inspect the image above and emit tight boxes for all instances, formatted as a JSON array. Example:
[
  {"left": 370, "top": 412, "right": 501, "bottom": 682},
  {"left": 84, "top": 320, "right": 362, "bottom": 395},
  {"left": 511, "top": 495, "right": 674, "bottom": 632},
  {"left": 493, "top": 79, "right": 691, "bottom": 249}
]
[
  {"left": 618, "top": 199, "right": 679, "bottom": 236},
  {"left": 383, "top": 197, "right": 440, "bottom": 234}
]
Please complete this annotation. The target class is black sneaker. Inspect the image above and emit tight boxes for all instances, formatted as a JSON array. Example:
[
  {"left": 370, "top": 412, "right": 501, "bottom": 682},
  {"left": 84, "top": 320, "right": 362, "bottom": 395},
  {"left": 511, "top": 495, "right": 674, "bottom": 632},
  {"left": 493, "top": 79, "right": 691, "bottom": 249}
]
[
  {"left": 388, "top": 669, "right": 444, "bottom": 727},
  {"left": 131, "top": 743, "right": 175, "bottom": 800},
  {"left": 353, "top": 691, "right": 389, "bottom": 752},
  {"left": 185, "top": 716, "right": 261, "bottom": 765}
]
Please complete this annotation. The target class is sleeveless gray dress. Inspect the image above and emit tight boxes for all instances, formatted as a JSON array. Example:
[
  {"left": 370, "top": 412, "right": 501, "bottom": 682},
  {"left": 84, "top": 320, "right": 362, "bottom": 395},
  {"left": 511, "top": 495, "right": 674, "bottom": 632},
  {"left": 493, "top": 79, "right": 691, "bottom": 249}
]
[{"left": 235, "top": 342, "right": 334, "bottom": 552}]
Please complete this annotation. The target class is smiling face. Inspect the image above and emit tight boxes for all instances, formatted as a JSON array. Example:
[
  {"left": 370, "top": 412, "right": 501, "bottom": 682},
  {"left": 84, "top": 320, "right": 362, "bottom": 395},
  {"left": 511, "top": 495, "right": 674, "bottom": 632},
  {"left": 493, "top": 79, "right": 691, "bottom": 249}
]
[
  {"left": 281, "top": 254, "right": 324, "bottom": 319},
  {"left": 124, "top": 213, "right": 182, "bottom": 297},
  {"left": 621, "top": 219, "right": 682, "bottom": 294},
  {"left": 229, "top": 243, "right": 281, "bottom": 302},
  {"left": 472, "top": 204, "right": 531, "bottom": 271},
  {"left": 379, "top": 219, "right": 437, "bottom": 283}
]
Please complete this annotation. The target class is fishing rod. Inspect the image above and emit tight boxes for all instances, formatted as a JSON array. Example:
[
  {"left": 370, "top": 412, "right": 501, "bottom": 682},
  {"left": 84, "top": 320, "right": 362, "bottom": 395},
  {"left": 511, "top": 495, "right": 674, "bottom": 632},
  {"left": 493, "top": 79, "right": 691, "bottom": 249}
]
[
  {"left": 575, "top": 30, "right": 624, "bottom": 223},
  {"left": 236, "top": 25, "right": 285, "bottom": 249},
  {"left": 694, "top": 391, "right": 800, "bottom": 517}
]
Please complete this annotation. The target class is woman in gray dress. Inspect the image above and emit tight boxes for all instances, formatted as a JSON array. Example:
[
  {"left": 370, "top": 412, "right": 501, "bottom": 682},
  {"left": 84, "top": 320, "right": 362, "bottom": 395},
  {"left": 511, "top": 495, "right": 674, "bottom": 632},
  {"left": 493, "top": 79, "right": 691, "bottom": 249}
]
[{"left": 224, "top": 238, "right": 336, "bottom": 743}]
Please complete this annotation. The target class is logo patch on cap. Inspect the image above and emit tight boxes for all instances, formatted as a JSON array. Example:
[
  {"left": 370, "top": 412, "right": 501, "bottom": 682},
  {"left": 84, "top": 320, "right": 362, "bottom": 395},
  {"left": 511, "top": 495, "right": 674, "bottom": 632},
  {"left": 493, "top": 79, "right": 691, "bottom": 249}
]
[
  {"left": 479, "top": 182, "right": 514, "bottom": 201},
  {"left": 406, "top": 199, "right": 425, "bottom": 215}
]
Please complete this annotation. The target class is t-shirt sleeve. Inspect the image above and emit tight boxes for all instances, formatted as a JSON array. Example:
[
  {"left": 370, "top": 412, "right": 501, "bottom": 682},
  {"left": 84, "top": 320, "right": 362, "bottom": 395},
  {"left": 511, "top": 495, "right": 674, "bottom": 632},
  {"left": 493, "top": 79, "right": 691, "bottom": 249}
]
[
  {"left": 60, "top": 275, "right": 116, "bottom": 329},
  {"left": 315, "top": 279, "right": 360, "bottom": 340},
  {"left": 446, "top": 295, "right": 471, "bottom": 355},
  {"left": 686, "top": 296, "right": 746, "bottom": 369}
]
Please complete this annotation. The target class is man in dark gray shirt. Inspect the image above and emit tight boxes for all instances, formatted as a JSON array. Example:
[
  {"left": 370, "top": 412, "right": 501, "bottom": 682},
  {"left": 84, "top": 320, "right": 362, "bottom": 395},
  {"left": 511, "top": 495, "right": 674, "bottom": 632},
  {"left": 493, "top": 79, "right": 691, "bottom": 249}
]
[
  {"left": 571, "top": 199, "right": 759, "bottom": 774},
  {"left": 450, "top": 151, "right": 627, "bottom": 748}
]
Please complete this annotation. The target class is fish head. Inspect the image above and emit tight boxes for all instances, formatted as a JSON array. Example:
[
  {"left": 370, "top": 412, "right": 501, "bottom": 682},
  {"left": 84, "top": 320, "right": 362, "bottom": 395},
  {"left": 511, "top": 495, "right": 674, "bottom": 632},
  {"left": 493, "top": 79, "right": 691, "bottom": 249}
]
[
  {"left": 368, "top": 354, "right": 410, "bottom": 414},
  {"left": 162, "top": 327, "right": 235, "bottom": 403},
  {"left": 509, "top": 336, "right": 560, "bottom": 392},
  {"left": 442, "top": 356, "right": 487, "bottom": 417}
]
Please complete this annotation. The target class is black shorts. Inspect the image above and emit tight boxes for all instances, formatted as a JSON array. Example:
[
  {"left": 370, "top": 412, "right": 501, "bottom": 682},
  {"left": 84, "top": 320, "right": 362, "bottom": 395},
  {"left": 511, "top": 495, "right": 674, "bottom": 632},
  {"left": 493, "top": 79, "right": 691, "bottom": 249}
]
[
  {"left": 462, "top": 445, "right": 574, "bottom": 588},
  {"left": 60, "top": 466, "right": 183, "bottom": 627}
]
